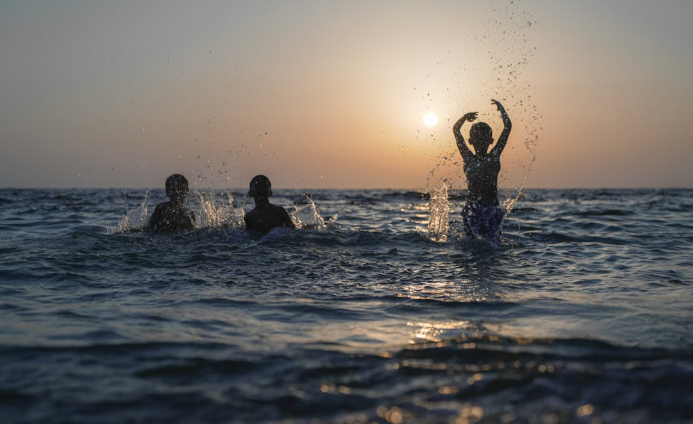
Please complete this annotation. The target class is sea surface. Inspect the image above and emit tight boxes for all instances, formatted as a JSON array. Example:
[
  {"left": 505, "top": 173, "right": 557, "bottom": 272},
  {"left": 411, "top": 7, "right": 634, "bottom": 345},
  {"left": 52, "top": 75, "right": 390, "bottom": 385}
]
[{"left": 1, "top": 188, "right": 692, "bottom": 424}]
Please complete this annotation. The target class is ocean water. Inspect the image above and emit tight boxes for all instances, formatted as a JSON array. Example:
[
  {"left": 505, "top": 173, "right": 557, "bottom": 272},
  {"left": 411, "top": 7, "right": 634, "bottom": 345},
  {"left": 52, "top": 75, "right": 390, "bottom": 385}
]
[{"left": 0, "top": 188, "right": 692, "bottom": 424}]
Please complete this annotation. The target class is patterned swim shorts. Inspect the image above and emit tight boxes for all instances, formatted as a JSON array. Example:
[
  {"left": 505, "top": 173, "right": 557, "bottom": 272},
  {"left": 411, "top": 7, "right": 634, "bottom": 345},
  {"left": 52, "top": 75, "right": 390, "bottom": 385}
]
[{"left": 461, "top": 202, "right": 505, "bottom": 241}]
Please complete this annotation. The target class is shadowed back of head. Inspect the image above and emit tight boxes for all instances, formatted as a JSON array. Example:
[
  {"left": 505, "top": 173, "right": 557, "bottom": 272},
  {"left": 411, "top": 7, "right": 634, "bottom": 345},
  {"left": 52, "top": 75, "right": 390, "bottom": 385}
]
[
  {"left": 248, "top": 175, "right": 272, "bottom": 198},
  {"left": 470, "top": 122, "right": 493, "bottom": 143},
  {"left": 469, "top": 122, "right": 494, "bottom": 154},
  {"left": 166, "top": 174, "right": 189, "bottom": 202}
]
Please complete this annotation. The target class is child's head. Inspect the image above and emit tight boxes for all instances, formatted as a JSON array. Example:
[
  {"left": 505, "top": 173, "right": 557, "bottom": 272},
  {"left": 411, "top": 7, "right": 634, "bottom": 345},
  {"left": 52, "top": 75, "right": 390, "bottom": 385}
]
[
  {"left": 469, "top": 122, "right": 493, "bottom": 154},
  {"left": 248, "top": 175, "right": 272, "bottom": 199},
  {"left": 165, "top": 174, "right": 189, "bottom": 203}
]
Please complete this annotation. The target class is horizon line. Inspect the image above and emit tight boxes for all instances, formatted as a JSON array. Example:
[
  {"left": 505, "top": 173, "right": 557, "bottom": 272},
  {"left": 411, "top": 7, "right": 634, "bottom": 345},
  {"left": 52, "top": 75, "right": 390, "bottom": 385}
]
[{"left": 1, "top": 186, "right": 691, "bottom": 191}]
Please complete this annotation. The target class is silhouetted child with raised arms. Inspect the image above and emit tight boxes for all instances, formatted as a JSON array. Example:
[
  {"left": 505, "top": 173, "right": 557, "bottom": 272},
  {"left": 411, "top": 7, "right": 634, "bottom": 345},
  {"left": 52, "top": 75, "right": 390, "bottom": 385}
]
[
  {"left": 453, "top": 99, "right": 512, "bottom": 240},
  {"left": 146, "top": 174, "right": 196, "bottom": 233},
  {"left": 244, "top": 175, "right": 295, "bottom": 233}
]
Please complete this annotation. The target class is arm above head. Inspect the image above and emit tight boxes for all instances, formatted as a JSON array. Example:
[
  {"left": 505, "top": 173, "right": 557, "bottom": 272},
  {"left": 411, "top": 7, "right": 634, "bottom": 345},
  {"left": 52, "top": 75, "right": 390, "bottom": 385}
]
[
  {"left": 490, "top": 99, "right": 512, "bottom": 156},
  {"left": 453, "top": 112, "right": 478, "bottom": 158}
]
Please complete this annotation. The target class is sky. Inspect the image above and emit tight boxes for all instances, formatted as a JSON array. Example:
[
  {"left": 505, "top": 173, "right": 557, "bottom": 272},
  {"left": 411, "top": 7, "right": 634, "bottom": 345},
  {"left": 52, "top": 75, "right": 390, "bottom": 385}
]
[{"left": 1, "top": 0, "right": 692, "bottom": 189}]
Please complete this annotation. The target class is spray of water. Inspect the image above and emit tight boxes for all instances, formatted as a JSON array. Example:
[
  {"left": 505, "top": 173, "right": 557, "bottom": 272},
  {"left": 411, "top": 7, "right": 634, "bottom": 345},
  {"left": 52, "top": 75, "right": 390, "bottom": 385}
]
[
  {"left": 196, "top": 191, "right": 245, "bottom": 229},
  {"left": 111, "top": 193, "right": 149, "bottom": 234},
  {"left": 290, "top": 196, "right": 338, "bottom": 230},
  {"left": 111, "top": 190, "right": 249, "bottom": 234},
  {"left": 480, "top": 0, "right": 541, "bottom": 215},
  {"left": 427, "top": 184, "right": 450, "bottom": 243}
]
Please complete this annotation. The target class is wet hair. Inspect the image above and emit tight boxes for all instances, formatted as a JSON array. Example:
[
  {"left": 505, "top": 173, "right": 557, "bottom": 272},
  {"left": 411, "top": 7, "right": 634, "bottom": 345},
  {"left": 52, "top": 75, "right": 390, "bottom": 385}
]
[
  {"left": 469, "top": 122, "right": 493, "bottom": 143},
  {"left": 248, "top": 175, "right": 272, "bottom": 197},
  {"left": 165, "top": 174, "right": 189, "bottom": 200}
]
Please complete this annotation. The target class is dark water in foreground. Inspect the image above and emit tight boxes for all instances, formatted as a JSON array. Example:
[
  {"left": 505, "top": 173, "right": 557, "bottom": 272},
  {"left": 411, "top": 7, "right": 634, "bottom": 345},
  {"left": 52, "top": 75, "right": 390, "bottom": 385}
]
[{"left": 1, "top": 188, "right": 692, "bottom": 424}]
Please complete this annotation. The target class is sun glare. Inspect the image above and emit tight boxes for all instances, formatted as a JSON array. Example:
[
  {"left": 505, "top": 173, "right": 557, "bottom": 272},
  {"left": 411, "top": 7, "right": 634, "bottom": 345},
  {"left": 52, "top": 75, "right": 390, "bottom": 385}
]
[{"left": 423, "top": 112, "right": 438, "bottom": 127}]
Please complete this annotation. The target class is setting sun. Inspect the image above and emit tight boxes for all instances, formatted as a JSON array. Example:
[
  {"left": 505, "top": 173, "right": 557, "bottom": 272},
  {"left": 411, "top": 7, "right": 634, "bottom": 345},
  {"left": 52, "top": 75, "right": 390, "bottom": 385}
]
[{"left": 423, "top": 112, "right": 438, "bottom": 127}]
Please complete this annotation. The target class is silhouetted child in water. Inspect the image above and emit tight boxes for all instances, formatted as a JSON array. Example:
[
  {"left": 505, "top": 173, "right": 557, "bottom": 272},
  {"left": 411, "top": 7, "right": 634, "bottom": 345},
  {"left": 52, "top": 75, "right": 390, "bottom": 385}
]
[
  {"left": 454, "top": 99, "right": 512, "bottom": 240},
  {"left": 244, "top": 175, "right": 295, "bottom": 233},
  {"left": 146, "top": 174, "right": 196, "bottom": 233}
]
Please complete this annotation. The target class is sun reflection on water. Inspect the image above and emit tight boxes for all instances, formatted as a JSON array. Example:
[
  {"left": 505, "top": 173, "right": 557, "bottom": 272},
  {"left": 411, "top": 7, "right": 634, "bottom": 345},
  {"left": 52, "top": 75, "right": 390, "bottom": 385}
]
[{"left": 408, "top": 320, "right": 473, "bottom": 342}]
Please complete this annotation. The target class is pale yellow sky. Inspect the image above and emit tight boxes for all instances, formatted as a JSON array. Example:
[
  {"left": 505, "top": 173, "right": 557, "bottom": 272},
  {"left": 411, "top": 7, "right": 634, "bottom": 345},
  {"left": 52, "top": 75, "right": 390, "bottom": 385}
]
[{"left": 1, "top": 0, "right": 691, "bottom": 189}]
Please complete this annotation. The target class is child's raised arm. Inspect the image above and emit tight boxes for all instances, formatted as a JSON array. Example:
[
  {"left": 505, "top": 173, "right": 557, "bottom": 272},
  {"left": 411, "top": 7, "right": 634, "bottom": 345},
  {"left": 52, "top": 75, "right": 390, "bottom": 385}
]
[
  {"left": 490, "top": 99, "right": 512, "bottom": 156},
  {"left": 453, "top": 112, "right": 478, "bottom": 159}
]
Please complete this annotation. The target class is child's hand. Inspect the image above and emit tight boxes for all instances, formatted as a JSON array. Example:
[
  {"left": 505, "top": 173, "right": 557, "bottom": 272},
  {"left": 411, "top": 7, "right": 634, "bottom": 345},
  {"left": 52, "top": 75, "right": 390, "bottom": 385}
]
[
  {"left": 463, "top": 112, "right": 478, "bottom": 122},
  {"left": 491, "top": 99, "right": 504, "bottom": 111}
]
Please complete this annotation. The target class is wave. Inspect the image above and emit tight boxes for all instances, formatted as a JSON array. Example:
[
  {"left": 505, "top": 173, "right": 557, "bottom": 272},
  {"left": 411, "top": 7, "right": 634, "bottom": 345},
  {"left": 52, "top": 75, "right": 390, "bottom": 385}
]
[
  {"left": 575, "top": 209, "right": 633, "bottom": 216},
  {"left": 2, "top": 334, "right": 691, "bottom": 423}
]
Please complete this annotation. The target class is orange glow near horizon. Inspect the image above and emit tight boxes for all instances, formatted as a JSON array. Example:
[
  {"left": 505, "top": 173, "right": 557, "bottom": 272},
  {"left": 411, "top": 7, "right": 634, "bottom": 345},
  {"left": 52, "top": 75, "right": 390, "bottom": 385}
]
[{"left": 0, "top": 1, "right": 691, "bottom": 188}]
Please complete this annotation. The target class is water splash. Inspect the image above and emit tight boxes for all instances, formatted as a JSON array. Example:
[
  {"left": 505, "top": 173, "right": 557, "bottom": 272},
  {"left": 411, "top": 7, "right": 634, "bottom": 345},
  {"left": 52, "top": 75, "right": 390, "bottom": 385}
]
[
  {"left": 111, "top": 193, "right": 149, "bottom": 233},
  {"left": 426, "top": 0, "right": 541, "bottom": 218},
  {"left": 427, "top": 184, "right": 450, "bottom": 243},
  {"left": 291, "top": 196, "right": 338, "bottom": 230},
  {"left": 196, "top": 191, "right": 245, "bottom": 229},
  {"left": 502, "top": 148, "right": 535, "bottom": 214},
  {"left": 482, "top": 0, "right": 541, "bottom": 215}
]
